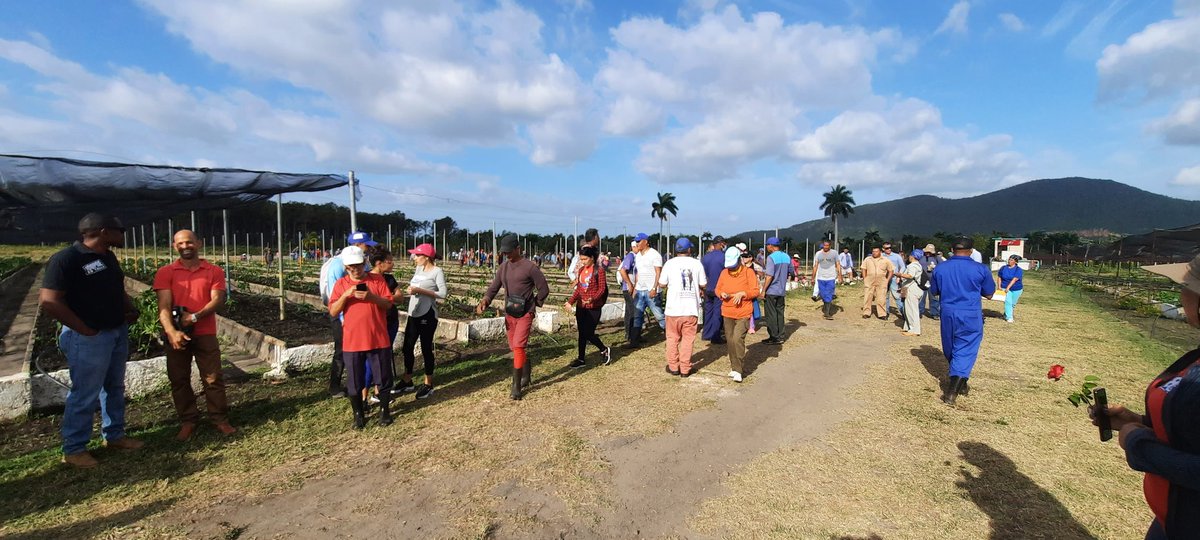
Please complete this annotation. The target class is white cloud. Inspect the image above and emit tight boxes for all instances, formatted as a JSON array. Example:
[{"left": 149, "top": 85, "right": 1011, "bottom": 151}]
[
  {"left": 998, "top": 13, "right": 1026, "bottom": 32},
  {"left": 791, "top": 99, "right": 1026, "bottom": 194},
  {"left": 1148, "top": 98, "right": 1200, "bottom": 145},
  {"left": 597, "top": 5, "right": 910, "bottom": 183},
  {"left": 936, "top": 1, "right": 970, "bottom": 35},
  {"left": 1172, "top": 164, "right": 1200, "bottom": 185},
  {"left": 1042, "top": 2, "right": 1083, "bottom": 37},
  {"left": 137, "top": 0, "right": 595, "bottom": 164},
  {"left": 1097, "top": 2, "right": 1200, "bottom": 145}
]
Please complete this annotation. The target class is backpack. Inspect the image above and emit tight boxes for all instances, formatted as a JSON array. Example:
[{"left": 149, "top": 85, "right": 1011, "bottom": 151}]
[{"left": 917, "top": 268, "right": 931, "bottom": 291}]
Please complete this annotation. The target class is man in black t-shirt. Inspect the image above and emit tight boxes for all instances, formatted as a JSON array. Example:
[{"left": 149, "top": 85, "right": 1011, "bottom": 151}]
[{"left": 40, "top": 213, "right": 144, "bottom": 468}]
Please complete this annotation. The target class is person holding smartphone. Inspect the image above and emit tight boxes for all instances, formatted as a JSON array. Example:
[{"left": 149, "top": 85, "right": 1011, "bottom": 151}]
[
  {"left": 1093, "top": 254, "right": 1200, "bottom": 539},
  {"left": 329, "top": 246, "right": 395, "bottom": 429}
]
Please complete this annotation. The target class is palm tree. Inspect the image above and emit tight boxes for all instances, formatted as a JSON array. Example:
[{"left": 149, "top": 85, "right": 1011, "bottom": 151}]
[
  {"left": 650, "top": 192, "right": 678, "bottom": 253},
  {"left": 819, "top": 184, "right": 855, "bottom": 251},
  {"left": 863, "top": 229, "right": 882, "bottom": 248}
]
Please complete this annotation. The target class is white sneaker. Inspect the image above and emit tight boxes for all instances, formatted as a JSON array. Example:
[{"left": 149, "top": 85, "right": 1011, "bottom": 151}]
[
  {"left": 1006, "top": 319, "right": 1014, "bottom": 323},
  {"left": 367, "top": 395, "right": 380, "bottom": 405},
  {"left": 730, "top": 371, "right": 743, "bottom": 382}
]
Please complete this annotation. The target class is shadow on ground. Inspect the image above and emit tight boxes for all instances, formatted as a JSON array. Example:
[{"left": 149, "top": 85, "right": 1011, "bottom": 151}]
[
  {"left": 911, "top": 345, "right": 947, "bottom": 387},
  {"left": 956, "top": 441, "right": 1097, "bottom": 540}
]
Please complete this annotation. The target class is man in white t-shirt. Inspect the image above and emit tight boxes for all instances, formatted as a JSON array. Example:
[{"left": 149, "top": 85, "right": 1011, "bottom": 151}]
[
  {"left": 631, "top": 232, "right": 666, "bottom": 345},
  {"left": 658, "top": 238, "right": 707, "bottom": 377},
  {"left": 812, "top": 240, "right": 841, "bottom": 319}
]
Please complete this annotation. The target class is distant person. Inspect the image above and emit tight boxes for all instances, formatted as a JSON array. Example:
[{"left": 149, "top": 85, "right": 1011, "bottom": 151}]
[
  {"left": 882, "top": 242, "right": 905, "bottom": 316},
  {"left": 658, "top": 238, "right": 707, "bottom": 377},
  {"left": 631, "top": 233, "right": 666, "bottom": 343},
  {"left": 928, "top": 237, "right": 996, "bottom": 406},
  {"left": 398, "top": 244, "right": 447, "bottom": 399},
  {"left": 860, "top": 247, "right": 892, "bottom": 319},
  {"left": 568, "top": 228, "right": 600, "bottom": 285},
  {"left": 617, "top": 241, "right": 639, "bottom": 347},
  {"left": 896, "top": 249, "right": 925, "bottom": 337},
  {"left": 811, "top": 240, "right": 839, "bottom": 321},
  {"left": 1095, "top": 254, "right": 1200, "bottom": 539},
  {"left": 478, "top": 234, "right": 550, "bottom": 400},
  {"left": 838, "top": 247, "right": 855, "bottom": 285},
  {"left": 320, "top": 231, "right": 378, "bottom": 398},
  {"left": 922, "top": 244, "right": 943, "bottom": 320},
  {"left": 996, "top": 255, "right": 1024, "bottom": 323},
  {"left": 716, "top": 247, "right": 759, "bottom": 383},
  {"left": 40, "top": 213, "right": 144, "bottom": 468},
  {"left": 565, "top": 246, "right": 612, "bottom": 369},
  {"left": 791, "top": 254, "right": 802, "bottom": 283},
  {"left": 328, "top": 246, "right": 395, "bottom": 428},
  {"left": 761, "top": 237, "right": 793, "bottom": 341},
  {"left": 153, "top": 229, "right": 235, "bottom": 441},
  {"left": 700, "top": 236, "right": 727, "bottom": 344}
]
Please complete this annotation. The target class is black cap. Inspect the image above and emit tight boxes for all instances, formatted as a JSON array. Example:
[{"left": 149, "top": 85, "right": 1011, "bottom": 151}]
[
  {"left": 951, "top": 236, "right": 974, "bottom": 250},
  {"left": 498, "top": 234, "right": 519, "bottom": 253},
  {"left": 712, "top": 235, "right": 726, "bottom": 244},
  {"left": 78, "top": 213, "right": 125, "bottom": 233}
]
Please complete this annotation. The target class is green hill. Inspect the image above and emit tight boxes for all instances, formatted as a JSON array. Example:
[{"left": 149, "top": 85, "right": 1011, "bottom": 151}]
[{"left": 738, "top": 178, "right": 1200, "bottom": 242}]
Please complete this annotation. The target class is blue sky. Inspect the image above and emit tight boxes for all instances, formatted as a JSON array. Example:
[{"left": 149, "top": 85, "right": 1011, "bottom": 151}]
[{"left": 1, "top": 0, "right": 1198, "bottom": 236}]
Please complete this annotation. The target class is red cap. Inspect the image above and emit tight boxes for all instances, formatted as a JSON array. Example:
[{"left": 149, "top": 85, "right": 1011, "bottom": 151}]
[{"left": 408, "top": 243, "right": 436, "bottom": 258}]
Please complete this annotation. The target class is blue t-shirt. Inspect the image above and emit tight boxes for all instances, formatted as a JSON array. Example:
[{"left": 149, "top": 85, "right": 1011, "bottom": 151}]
[
  {"left": 764, "top": 250, "right": 792, "bottom": 296},
  {"left": 701, "top": 249, "right": 727, "bottom": 295},
  {"left": 997, "top": 265, "right": 1024, "bottom": 291},
  {"left": 885, "top": 252, "right": 905, "bottom": 273},
  {"left": 929, "top": 256, "right": 997, "bottom": 313}
]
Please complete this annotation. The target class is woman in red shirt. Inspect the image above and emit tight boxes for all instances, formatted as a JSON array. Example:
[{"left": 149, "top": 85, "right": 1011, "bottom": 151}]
[{"left": 565, "top": 246, "right": 612, "bottom": 369}]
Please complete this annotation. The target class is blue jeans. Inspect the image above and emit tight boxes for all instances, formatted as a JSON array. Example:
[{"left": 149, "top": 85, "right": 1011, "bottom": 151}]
[
  {"left": 923, "top": 292, "right": 940, "bottom": 318},
  {"left": 887, "top": 278, "right": 903, "bottom": 313},
  {"left": 1004, "top": 289, "right": 1023, "bottom": 321},
  {"left": 59, "top": 325, "right": 129, "bottom": 455},
  {"left": 633, "top": 290, "right": 666, "bottom": 330}
]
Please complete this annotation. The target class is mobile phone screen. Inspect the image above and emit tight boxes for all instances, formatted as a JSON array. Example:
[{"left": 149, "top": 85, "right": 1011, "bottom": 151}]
[{"left": 356, "top": 283, "right": 368, "bottom": 292}]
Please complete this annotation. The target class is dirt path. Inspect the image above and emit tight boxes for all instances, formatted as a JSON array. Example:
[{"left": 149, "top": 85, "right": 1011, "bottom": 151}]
[{"left": 173, "top": 314, "right": 898, "bottom": 539}]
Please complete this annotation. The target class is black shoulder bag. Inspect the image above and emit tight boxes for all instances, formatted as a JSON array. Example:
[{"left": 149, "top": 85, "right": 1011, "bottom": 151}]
[{"left": 501, "top": 261, "right": 531, "bottom": 317}]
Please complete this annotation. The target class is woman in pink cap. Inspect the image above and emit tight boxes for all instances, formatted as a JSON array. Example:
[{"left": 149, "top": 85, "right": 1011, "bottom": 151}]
[{"left": 396, "top": 243, "right": 447, "bottom": 400}]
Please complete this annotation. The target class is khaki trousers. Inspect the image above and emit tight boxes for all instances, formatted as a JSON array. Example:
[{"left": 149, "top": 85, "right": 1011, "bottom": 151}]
[
  {"left": 165, "top": 334, "right": 228, "bottom": 423},
  {"left": 665, "top": 316, "right": 698, "bottom": 375},
  {"left": 722, "top": 317, "right": 750, "bottom": 374},
  {"left": 862, "top": 276, "right": 887, "bottom": 317}
]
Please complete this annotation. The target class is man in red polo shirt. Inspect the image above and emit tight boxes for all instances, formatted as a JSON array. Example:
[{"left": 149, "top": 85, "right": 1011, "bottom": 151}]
[{"left": 153, "top": 230, "right": 235, "bottom": 441}]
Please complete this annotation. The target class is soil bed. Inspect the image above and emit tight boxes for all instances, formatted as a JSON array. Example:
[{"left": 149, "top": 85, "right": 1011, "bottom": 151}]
[{"left": 226, "top": 292, "right": 329, "bottom": 345}]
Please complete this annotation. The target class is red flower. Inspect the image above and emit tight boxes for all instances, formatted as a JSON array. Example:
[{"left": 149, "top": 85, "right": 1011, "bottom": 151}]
[{"left": 1047, "top": 364, "right": 1065, "bottom": 381}]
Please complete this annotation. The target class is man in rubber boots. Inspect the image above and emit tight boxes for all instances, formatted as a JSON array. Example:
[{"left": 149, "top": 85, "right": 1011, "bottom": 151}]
[
  {"left": 478, "top": 234, "right": 550, "bottom": 400},
  {"left": 928, "top": 237, "right": 996, "bottom": 405}
]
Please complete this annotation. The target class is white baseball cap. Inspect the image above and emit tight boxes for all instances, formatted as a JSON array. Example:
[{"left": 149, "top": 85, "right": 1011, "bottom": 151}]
[{"left": 340, "top": 245, "right": 366, "bottom": 266}]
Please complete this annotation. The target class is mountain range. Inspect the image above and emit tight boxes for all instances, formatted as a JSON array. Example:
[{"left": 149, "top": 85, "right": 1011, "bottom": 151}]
[{"left": 737, "top": 178, "right": 1200, "bottom": 242}]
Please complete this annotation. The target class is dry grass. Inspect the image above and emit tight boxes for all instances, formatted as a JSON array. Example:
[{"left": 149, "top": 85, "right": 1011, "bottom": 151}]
[{"left": 691, "top": 274, "right": 1183, "bottom": 539}]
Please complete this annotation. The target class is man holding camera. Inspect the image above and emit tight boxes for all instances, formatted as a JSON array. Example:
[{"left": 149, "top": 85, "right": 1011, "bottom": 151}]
[{"left": 153, "top": 230, "right": 235, "bottom": 441}]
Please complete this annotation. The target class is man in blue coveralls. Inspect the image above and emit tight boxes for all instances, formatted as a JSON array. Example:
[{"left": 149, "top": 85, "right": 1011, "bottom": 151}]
[
  {"left": 928, "top": 236, "right": 995, "bottom": 406},
  {"left": 700, "top": 236, "right": 728, "bottom": 344}
]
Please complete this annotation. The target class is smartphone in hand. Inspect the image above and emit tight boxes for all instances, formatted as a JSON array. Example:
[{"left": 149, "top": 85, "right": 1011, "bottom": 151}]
[
  {"left": 1094, "top": 388, "right": 1113, "bottom": 442},
  {"left": 356, "top": 283, "right": 368, "bottom": 292}
]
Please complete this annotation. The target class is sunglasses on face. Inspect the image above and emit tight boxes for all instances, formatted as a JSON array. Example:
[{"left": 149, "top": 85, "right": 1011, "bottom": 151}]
[{"left": 740, "top": 254, "right": 754, "bottom": 259}]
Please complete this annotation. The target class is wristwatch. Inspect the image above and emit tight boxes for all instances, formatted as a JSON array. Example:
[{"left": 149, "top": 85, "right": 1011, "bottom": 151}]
[{"left": 189, "top": 313, "right": 198, "bottom": 323}]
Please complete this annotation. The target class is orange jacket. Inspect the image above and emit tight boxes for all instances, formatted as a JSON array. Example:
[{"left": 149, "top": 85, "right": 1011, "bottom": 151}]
[{"left": 715, "top": 266, "right": 759, "bottom": 319}]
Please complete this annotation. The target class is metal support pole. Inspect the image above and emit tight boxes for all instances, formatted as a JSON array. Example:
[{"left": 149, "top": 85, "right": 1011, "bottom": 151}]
[
  {"left": 152, "top": 222, "right": 158, "bottom": 264},
  {"left": 277, "top": 194, "right": 285, "bottom": 321},
  {"left": 348, "top": 170, "right": 358, "bottom": 232},
  {"left": 492, "top": 221, "right": 497, "bottom": 270},
  {"left": 139, "top": 225, "right": 146, "bottom": 274},
  {"left": 223, "top": 209, "right": 231, "bottom": 291}
]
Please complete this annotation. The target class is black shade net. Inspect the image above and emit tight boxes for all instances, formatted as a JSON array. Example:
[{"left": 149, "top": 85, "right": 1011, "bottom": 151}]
[{"left": 0, "top": 154, "right": 348, "bottom": 243}]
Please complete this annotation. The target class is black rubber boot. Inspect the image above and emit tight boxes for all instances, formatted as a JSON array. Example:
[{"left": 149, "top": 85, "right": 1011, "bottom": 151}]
[
  {"left": 822, "top": 302, "right": 833, "bottom": 319},
  {"left": 349, "top": 395, "right": 367, "bottom": 430},
  {"left": 521, "top": 358, "right": 533, "bottom": 389},
  {"left": 958, "top": 378, "right": 970, "bottom": 396},
  {"left": 942, "top": 376, "right": 962, "bottom": 406},
  {"left": 510, "top": 368, "right": 523, "bottom": 401},
  {"left": 378, "top": 393, "right": 394, "bottom": 427}
]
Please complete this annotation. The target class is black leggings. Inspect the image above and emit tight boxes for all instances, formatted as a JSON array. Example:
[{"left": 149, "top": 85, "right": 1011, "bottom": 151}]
[
  {"left": 576, "top": 308, "right": 606, "bottom": 360},
  {"left": 402, "top": 310, "right": 438, "bottom": 378}
]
